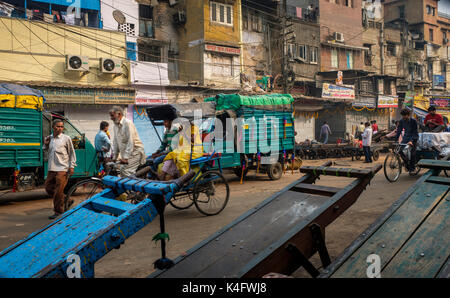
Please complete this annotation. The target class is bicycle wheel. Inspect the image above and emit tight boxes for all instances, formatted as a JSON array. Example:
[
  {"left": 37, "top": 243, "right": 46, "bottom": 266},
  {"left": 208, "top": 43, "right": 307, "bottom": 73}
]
[
  {"left": 169, "top": 192, "right": 194, "bottom": 210},
  {"left": 384, "top": 153, "right": 402, "bottom": 182},
  {"left": 65, "top": 178, "right": 105, "bottom": 210},
  {"left": 372, "top": 150, "right": 380, "bottom": 161},
  {"left": 193, "top": 171, "right": 230, "bottom": 216}
]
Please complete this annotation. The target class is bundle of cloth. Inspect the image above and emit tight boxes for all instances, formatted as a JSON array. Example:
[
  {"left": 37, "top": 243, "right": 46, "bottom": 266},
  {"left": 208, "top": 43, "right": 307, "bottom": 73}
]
[{"left": 417, "top": 132, "right": 450, "bottom": 159}]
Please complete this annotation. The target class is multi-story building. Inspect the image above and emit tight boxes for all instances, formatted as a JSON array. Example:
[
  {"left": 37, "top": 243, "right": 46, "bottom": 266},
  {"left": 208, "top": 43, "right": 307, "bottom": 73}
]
[
  {"left": 384, "top": 0, "right": 449, "bottom": 120},
  {"left": 0, "top": 4, "right": 132, "bottom": 142}
]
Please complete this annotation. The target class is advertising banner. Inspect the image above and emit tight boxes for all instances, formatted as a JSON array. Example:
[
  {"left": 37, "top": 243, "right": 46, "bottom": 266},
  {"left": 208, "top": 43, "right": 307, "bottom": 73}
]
[
  {"left": 322, "top": 83, "right": 355, "bottom": 100},
  {"left": 378, "top": 95, "right": 398, "bottom": 108},
  {"left": 430, "top": 95, "right": 450, "bottom": 109}
]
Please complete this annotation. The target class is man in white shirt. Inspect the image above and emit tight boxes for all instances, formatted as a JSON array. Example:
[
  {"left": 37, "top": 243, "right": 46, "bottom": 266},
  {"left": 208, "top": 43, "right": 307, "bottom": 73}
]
[
  {"left": 109, "top": 106, "right": 146, "bottom": 177},
  {"left": 362, "top": 122, "right": 373, "bottom": 163},
  {"left": 43, "top": 119, "right": 77, "bottom": 219}
]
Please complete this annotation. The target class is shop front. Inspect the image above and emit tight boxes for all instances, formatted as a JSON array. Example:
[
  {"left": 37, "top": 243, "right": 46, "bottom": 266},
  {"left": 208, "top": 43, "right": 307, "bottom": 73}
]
[{"left": 36, "top": 85, "right": 135, "bottom": 143}]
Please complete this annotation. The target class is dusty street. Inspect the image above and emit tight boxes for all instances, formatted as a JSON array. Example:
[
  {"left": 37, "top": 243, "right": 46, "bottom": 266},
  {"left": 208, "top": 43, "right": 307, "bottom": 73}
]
[{"left": 0, "top": 154, "right": 420, "bottom": 278}]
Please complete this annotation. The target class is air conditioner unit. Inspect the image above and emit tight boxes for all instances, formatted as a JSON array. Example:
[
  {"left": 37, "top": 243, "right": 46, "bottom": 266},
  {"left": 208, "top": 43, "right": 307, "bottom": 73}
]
[
  {"left": 100, "top": 58, "right": 122, "bottom": 74},
  {"left": 169, "top": 0, "right": 178, "bottom": 6},
  {"left": 334, "top": 32, "right": 344, "bottom": 43},
  {"left": 65, "top": 55, "right": 89, "bottom": 72},
  {"left": 173, "top": 10, "right": 186, "bottom": 25}
]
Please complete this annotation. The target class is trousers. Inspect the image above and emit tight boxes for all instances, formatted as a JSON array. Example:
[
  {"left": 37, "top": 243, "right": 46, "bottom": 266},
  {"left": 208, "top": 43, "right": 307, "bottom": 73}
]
[{"left": 45, "top": 171, "right": 69, "bottom": 214}]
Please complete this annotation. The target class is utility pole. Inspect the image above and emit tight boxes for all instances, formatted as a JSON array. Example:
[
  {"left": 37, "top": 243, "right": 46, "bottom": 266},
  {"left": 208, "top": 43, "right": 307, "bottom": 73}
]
[{"left": 281, "top": 0, "right": 287, "bottom": 94}]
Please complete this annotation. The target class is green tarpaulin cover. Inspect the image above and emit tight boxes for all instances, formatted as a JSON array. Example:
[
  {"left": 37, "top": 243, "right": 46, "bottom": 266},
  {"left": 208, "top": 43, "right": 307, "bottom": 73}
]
[{"left": 205, "top": 94, "right": 294, "bottom": 111}]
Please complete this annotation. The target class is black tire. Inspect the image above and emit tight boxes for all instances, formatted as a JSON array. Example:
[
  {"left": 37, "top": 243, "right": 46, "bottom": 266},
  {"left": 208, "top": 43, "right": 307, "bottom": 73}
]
[
  {"left": 193, "top": 171, "right": 230, "bottom": 216},
  {"left": 372, "top": 150, "right": 380, "bottom": 161},
  {"left": 64, "top": 178, "right": 105, "bottom": 211},
  {"left": 232, "top": 166, "right": 249, "bottom": 179},
  {"left": 169, "top": 193, "right": 194, "bottom": 210},
  {"left": 384, "top": 153, "right": 402, "bottom": 183},
  {"left": 267, "top": 162, "right": 283, "bottom": 180},
  {"left": 355, "top": 153, "right": 362, "bottom": 160}
]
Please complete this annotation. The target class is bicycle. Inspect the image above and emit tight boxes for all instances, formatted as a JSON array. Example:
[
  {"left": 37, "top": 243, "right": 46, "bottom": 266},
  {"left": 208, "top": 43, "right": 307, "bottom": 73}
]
[
  {"left": 384, "top": 143, "right": 448, "bottom": 182},
  {"left": 64, "top": 161, "right": 151, "bottom": 211}
]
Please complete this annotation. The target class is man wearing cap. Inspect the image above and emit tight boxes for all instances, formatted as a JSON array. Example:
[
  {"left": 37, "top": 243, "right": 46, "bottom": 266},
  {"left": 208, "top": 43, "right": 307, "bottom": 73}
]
[{"left": 109, "top": 106, "right": 146, "bottom": 177}]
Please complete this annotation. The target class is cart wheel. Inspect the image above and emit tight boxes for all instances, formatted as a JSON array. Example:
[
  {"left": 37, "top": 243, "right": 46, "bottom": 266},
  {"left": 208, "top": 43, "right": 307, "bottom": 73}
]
[
  {"left": 372, "top": 150, "right": 380, "bottom": 161},
  {"left": 232, "top": 166, "right": 249, "bottom": 179},
  {"left": 64, "top": 178, "right": 105, "bottom": 211},
  {"left": 193, "top": 171, "right": 230, "bottom": 216},
  {"left": 267, "top": 162, "right": 283, "bottom": 180},
  {"left": 384, "top": 153, "right": 402, "bottom": 182},
  {"left": 169, "top": 193, "right": 194, "bottom": 210}
]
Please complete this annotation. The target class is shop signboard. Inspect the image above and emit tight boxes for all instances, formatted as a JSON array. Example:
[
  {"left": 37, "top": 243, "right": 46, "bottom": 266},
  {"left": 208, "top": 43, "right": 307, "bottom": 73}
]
[
  {"left": 430, "top": 95, "right": 450, "bottom": 109},
  {"left": 352, "top": 96, "right": 376, "bottom": 108},
  {"left": 37, "top": 87, "right": 135, "bottom": 105},
  {"left": 322, "top": 83, "right": 355, "bottom": 100},
  {"left": 378, "top": 95, "right": 398, "bottom": 108}
]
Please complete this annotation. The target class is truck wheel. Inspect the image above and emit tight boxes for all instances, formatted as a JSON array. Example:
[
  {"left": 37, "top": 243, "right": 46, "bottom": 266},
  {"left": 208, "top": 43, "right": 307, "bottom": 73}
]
[{"left": 267, "top": 162, "right": 283, "bottom": 180}]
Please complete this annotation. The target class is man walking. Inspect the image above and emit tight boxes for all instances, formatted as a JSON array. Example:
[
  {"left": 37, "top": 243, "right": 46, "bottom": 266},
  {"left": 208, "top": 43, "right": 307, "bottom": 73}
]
[
  {"left": 43, "top": 119, "right": 76, "bottom": 220},
  {"left": 362, "top": 122, "right": 373, "bottom": 163},
  {"left": 94, "top": 121, "right": 112, "bottom": 164},
  {"left": 109, "top": 106, "right": 146, "bottom": 177},
  {"left": 320, "top": 121, "right": 332, "bottom": 144},
  {"left": 396, "top": 109, "right": 419, "bottom": 173}
]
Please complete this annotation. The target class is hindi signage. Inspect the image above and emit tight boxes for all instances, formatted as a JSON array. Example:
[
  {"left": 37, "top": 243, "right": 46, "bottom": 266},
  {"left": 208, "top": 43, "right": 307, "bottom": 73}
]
[
  {"left": 205, "top": 44, "right": 241, "bottom": 55},
  {"left": 352, "top": 96, "right": 376, "bottom": 108},
  {"left": 378, "top": 95, "right": 398, "bottom": 108},
  {"left": 430, "top": 95, "right": 450, "bottom": 109},
  {"left": 322, "top": 83, "right": 355, "bottom": 100},
  {"left": 38, "top": 87, "right": 135, "bottom": 104}
]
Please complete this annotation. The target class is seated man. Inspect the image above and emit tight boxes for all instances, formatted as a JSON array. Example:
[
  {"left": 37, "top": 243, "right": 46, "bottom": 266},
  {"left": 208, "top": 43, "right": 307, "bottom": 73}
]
[
  {"left": 151, "top": 116, "right": 182, "bottom": 172},
  {"left": 158, "top": 122, "right": 203, "bottom": 181},
  {"left": 423, "top": 106, "right": 445, "bottom": 132}
]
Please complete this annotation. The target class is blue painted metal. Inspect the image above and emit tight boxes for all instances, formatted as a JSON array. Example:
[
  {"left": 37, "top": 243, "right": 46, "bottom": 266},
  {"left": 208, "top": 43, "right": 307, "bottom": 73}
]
[
  {"left": 32, "top": 0, "right": 100, "bottom": 11},
  {"left": 0, "top": 174, "right": 188, "bottom": 278}
]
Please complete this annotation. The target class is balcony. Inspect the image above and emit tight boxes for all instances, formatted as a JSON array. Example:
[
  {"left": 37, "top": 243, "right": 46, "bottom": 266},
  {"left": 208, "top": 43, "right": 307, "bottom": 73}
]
[{"left": 139, "top": 18, "right": 154, "bottom": 38}]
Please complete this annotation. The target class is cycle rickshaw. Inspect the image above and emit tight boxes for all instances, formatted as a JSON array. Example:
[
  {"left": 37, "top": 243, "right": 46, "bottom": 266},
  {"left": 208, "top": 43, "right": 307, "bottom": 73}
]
[{"left": 65, "top": 104, "right": 230, "bottom": 216}]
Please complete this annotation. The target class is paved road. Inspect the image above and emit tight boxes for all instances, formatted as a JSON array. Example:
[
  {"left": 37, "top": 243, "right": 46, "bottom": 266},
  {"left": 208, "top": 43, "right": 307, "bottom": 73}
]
[{"left": 0, "top": 155, "right": 421, "bottom": 277}]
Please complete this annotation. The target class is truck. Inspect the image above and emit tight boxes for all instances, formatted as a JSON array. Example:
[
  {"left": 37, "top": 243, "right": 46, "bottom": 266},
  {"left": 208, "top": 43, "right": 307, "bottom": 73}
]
[{"left": 0, "top": 83, "right": 98, "bottom": 193}]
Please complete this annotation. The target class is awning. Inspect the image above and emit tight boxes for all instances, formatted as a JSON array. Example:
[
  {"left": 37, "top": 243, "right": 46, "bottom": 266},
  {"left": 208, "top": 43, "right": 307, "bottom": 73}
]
[{"left": 321, "top": 42, "right": 369, "bottom": 51}]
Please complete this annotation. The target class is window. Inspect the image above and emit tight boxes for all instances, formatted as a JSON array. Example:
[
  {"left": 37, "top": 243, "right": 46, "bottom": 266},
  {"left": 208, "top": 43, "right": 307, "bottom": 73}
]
[
  {"left": 398, "top": 5, "right": 405, "bottom": 19},
  {"left": 345, "top": 0, "right": 352, "bottom": 8},
  {"left": 118, "top": 23, "right": 135, "bottom": 37},
  {"left": 211, "top": 2, "right": 233, "bottom": 26},
  {"left": 429, "top": 29, "right": 434, "bottom": 42},
  {"left": 242, "top": 8, "right": 248, "bottom": 30},
  {"left": 138, "top": 44, "right": 162, "bottom": 62},
  {"left": 427, "top": 5, "right": 436, "bottom": 16},
  {"left": 287, "top": 43, "right": 296, "bottom": 59},
  {"left": 331, "top": 48, "right": 338, "bottom": 68},
  {"left": 139, "top": 4, "right": 153, "bottom": 38},
  {"left": 346, "top": 51, "right": 353, "bottom": 69},
  {"left": 310, "top": 47, "right": 318, "bottom": 64},
  {"left": 210, "top": 54, "right": 234, "bottom": 77},
  {"left": 298, "top": 45, "right": 308, "bottom": 61},
  {"left": 364, "top": 44, "right": 372, "bottom": 66},
  {"left": 444, "top": 32, "right": 448, "bottom": 45},
  {"left": 387, "top": 42, "right": 397, "bottom": 56}
]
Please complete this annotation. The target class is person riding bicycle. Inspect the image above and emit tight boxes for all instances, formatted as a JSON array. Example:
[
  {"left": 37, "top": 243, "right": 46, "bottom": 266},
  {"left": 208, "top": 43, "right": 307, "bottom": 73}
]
[{"left": 395, "top": 108, "right": 419, "bottom": 173}]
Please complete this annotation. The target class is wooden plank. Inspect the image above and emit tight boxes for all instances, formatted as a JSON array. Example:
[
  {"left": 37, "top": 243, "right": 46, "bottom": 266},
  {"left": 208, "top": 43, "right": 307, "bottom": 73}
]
[
  {"left": 330, "top": 181, "right": 449, "bottom": 278},
  {"left": 436, "top": 258, "right": 450, "bottom": 278},
  {"left": 291, "top": 183, "right": 341, "bottom": 197},
  {"left": 417, "top": 159, "right": 450, "bottom": 170},
  {"left": 300, "top": 165, "right": 381, "bottom": 179},
  {"left": 319, "top": 171, "right": 434, "bottom": 278},
  {"left": 426, "top": 176, "right": 450, "bottom": 186},
  {"left": 152, "top": 192, "right": 330, "bottom": 278},
  {"left": 382, "top": 192, "right": 450, "bottom": 278}
]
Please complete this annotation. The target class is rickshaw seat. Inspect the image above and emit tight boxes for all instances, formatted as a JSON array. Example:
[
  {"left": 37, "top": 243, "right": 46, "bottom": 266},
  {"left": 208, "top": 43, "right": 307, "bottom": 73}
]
[{"left": 190, "top": 156, "right": 210, "bottom": 165}]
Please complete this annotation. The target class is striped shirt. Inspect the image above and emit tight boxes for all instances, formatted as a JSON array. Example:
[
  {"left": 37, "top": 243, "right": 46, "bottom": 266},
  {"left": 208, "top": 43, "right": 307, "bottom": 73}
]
[{"left": 158, "top": 124, "right": 181, "bottom": 153}]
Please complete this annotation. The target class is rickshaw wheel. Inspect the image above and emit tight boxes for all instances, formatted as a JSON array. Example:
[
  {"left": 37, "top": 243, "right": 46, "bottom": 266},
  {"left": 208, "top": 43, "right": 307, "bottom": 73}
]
[
  {"left": 169, "top": 193, "right": 194, "bottom": 210},
  {"left": 372, "top": 150, "right": 380, "bottom": 161},
  {"left": 193, "top": 171, "right": 230, "bottom": 216},
  {"left": 64, "top": 178, "right": 105, "bottom": 211}
]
